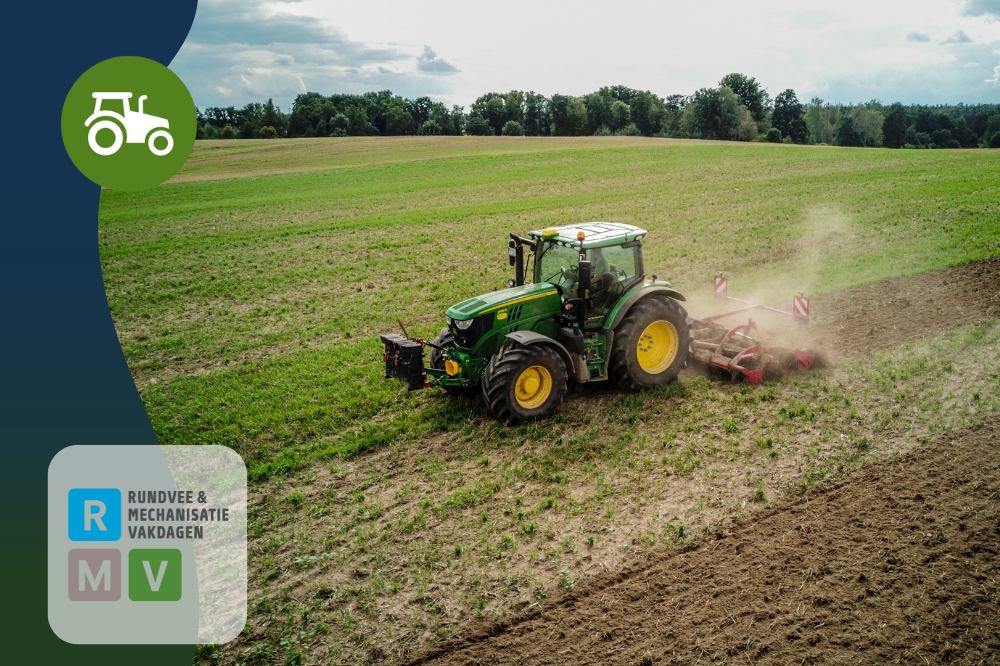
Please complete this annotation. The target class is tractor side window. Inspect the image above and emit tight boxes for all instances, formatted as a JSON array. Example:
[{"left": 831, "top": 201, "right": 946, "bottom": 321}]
[
  {"left": 591, "top": 245, "right": 638, "bottom": 281},
  {"left": 588, "top": 244, "right": 640, "bottom": 319},
  {"left": 537, "top": 243, "right": 581, "bottom": 291}
]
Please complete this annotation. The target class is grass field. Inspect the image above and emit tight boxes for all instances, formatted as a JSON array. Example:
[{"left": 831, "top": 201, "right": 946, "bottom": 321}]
[
  {"left": 99, "top": 136, "right": 1000, "bottom": 480},
  {"left": 98, "top": 136, "right": 1000, "bottom": 664}
]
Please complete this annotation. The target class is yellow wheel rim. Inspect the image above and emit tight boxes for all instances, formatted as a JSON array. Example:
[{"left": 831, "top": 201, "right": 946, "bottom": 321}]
[
  {"left": 514, "top": 365, "right": 552, "bottom": 409},
  {"left": 636, "top": 320, "right": 679, "bottom": 374}
]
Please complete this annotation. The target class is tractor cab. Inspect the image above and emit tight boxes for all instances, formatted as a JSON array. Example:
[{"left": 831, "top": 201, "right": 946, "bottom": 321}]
[{"left": 528, "top": 222, "right": 647, "bottom": 326}]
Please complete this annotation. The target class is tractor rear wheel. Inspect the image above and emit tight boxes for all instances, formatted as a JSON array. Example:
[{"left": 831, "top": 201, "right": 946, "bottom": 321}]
[
  {"left": 482, "top": 344, "right": 568, "bottom": 423},
  {"left": 430, "top": 327, "right": 477, "bottom": 394},
  {"left": 610, "top": 295, "right": 692, "bottom": 390}
]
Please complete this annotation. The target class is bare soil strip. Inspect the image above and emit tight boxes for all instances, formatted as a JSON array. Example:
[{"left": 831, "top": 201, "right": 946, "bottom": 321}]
[
  {"left": 808, "top": 256, "right": 1000, "bottom": 360},
  {"left": 408, "top": 415, "right": 1000, "bottom": 665}
]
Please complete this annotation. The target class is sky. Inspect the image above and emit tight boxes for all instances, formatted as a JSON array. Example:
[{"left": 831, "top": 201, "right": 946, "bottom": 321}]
[{"left": 171, "top": 0, "right": 1000, "bottom": 111}]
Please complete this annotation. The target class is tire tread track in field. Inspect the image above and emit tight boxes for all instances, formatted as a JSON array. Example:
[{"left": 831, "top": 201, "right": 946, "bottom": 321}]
[{"left": 407, "top": 415, "right": 1000, "bottom": 665}]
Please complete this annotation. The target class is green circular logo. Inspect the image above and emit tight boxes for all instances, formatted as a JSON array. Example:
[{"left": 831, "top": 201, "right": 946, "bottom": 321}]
[{"left": 61, "top": 56, "right": 196, "bottom": 191}]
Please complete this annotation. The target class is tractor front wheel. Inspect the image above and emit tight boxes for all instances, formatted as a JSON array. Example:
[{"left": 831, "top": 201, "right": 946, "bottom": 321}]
[
  {"left": 482, "top": 344, "right": 568, "bottom": 423},
  {"left": 610, "top": 295, "right": 692, "bottom": 390}
]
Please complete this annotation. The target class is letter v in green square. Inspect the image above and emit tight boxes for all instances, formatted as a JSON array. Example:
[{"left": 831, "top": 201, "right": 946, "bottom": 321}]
[{"left": 128, "top": 549, "right": 182, "bottom": 601}]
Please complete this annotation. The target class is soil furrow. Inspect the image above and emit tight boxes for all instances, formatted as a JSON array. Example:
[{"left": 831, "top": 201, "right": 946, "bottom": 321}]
[{"left": 409, "top": 415, "right": 1000, "bottom": 665}]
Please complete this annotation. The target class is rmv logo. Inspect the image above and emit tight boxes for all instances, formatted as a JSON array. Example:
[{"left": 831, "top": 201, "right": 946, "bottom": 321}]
[{"left": 68, "top": 488, "right": 121, "bottom": 541}]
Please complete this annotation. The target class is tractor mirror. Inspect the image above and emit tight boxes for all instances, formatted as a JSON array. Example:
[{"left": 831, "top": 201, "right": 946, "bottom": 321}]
[{"left": 577, "top": 260, "right": 592, "bottom": 297}]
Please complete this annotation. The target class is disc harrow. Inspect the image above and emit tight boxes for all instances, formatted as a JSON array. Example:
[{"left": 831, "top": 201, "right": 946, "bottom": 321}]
[{"left": 690, "top": 274, "right": 816, "bottom": 383}]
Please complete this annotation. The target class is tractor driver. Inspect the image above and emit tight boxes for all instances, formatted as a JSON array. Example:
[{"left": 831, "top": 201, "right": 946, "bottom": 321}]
[{"left": 588, "top": 248, "right": 618, "bottom": 315}]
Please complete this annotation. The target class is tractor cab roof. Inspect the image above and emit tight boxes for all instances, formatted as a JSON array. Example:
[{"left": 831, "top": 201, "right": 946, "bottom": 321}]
[{"left": 527, "top": 222, "right": 647, "bottom": 250}]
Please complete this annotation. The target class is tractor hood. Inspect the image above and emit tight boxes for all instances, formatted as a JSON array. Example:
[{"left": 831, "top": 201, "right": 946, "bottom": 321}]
[{"left": 446, "top": 282, "right": 560, "bottom": 321}]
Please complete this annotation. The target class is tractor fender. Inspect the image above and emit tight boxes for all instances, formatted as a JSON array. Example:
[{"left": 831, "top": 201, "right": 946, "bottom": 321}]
[
  {"left": 605, "top": 285, "right": 687, "bottom": 332},
  {"left": 504, "top": 331, "right": 587, "bottom": 383}
]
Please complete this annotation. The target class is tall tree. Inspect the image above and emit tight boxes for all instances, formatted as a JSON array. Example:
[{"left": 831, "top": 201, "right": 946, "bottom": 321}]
[
  {"left": 583, "top": 92, "right": 610, "bottom": 134},
  {"left": 719, "top": 73, "right": 769, "bottom": 123},
  {"left": 681, "top": 87, "right": 755, "bottom": 141},
  {"left": 566, "top": 97, "right": 590, "bottom": 136},
  {"left": 804, "top": 98, "right": 834, "bottom": 144},
  {"left": 835, "top": 116, "right": 864, "bottom": 147},
  {"left": 881, "top": 103, "right": 909, "bottom": 148},
  {"left": 629, "top": 91, "right": 664, "bottom": 136},
  {"left": 548, "top": 95, "right": 572, "bottom": 136},
  {"left": 523, "top": 93, "right": 547, "bottom": 136},
  {"left": 609, "top": 100, "right": 630, "bottom": 132},
  {"left": 850, "top": 103, "right": 884, "bottom": 147},
  {"left": 772, "top": 89, "right": 807, "bottom": 143}
]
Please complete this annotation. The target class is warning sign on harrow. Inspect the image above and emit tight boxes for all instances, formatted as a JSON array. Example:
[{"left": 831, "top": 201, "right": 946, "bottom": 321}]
[
  {"left": 714, "top": 273, "right": 728, "bottom": 300},
  {"left": 793, "top": 293, "right": 810, "bottom": 321}
]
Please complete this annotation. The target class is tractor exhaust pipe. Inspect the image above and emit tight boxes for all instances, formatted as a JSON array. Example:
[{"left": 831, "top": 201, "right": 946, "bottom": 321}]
[
  {"left": 507, "top": 234, "right": 535, "bottom": 287},
  {"left": 508, "top": 238, "right": 524, "bottom": 286}
]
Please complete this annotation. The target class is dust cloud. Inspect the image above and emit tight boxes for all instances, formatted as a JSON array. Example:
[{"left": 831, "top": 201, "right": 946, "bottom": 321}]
[{"left": 680, "top": 206, "right": 853, "bottom": 363}]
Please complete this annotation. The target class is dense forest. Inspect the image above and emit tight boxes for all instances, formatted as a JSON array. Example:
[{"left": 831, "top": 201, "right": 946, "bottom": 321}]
[{"left": 196, "top": 73, "right": 1000, "bottom": 148}]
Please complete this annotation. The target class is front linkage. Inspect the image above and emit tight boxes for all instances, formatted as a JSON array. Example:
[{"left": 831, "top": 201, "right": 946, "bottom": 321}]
[{"left": 380, "top": 333, "right": 476, "bottom": 391}]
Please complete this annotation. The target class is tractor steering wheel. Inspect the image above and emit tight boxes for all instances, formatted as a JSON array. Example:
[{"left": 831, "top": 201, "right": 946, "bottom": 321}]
[{"left": 558, "top": 265, "right": 578, "bottom": 287}]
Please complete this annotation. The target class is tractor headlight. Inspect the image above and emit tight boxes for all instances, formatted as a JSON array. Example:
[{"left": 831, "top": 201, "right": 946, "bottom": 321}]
[{"left": 448, "top": 312, "right": 495, "bottom": 349}]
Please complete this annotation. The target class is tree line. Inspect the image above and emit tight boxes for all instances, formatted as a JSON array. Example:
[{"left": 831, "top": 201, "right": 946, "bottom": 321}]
[{"left": 197, "top": 73, "right": 1000, "bottom": 149}]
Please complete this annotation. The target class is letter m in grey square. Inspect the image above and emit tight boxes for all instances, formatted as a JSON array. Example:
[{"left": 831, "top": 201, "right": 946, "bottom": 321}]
[{"left": 68, "top": 549, "right": 121, "bottom": 601}]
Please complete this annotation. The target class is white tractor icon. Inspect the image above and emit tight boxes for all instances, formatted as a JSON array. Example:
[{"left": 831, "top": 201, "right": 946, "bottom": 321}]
[{"left": 85, "top": 92, "right": 173, "bottom": 156}]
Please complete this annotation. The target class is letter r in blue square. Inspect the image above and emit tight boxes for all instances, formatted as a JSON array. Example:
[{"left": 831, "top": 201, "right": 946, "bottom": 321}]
[{"left": 68, "top": 489, "right": 121, "bottom": 541}]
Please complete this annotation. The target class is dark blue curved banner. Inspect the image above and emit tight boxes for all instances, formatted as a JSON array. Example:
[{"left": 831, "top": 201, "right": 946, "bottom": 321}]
[{"left": 3, "top": 1, "right": 198, "bottom": 663}]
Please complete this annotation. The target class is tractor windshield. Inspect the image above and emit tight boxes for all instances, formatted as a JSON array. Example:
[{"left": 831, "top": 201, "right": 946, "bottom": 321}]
[
  {"left": 536, "top": 241, "right": 641, "bottom": 309},
  {"left": 537, "top": 243, "right": 582, "bottom": 290}
]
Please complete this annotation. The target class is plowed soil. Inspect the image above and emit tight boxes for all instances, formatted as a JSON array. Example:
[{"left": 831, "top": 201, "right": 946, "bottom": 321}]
[
  {"left": 809, "top": 257, "right": 1000, "bottom": 360},
  {"left": 409, "top": 415, "right": 1000, "bottom": 666}
]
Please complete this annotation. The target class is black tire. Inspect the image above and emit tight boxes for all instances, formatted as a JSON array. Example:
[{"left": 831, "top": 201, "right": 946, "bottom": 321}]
[
  {"left": 482, "top": 344, "right": 568, "bottom": 423},
  {"left": 610, "top": 295, "right": 692, "bottom": 390},
  {"left": 429, "top": 327, "right": 477, "bottom": 395},
  {"left": 429, "top": 327, "right": 453, "bottom": 370}
]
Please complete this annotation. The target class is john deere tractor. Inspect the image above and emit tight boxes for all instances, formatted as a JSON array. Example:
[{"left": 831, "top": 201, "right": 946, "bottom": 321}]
[{"left": 381, "top": 222, "right": 692, "bottom": 422}]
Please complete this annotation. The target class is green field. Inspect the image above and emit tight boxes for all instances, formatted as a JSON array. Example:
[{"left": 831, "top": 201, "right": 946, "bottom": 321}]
[
  {"left": 98, "top": 137, "right": 1000, "bottom": 664},
  {"left": 99, "top": 136, "right": 999, "bottom": 479}
]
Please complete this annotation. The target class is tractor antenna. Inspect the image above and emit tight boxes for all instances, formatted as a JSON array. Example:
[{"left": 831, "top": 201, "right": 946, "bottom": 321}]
[{"left": 397, "top": 318, "right": 410, "bottom": 339}]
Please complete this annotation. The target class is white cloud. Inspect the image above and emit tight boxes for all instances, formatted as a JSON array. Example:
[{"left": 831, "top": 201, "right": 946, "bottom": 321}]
[
  {"left": 946, "top": 29, "right": 974, "bottom": 42},
  {"left": 987, "top": 62, "right": 1000, "bottom": 82},
  {"left": 172, "top": 0, "right": 1000, "bottom": 108},
  {"left": 963, "top": 0, "right": 1000, "bottom": 19},
  {"left": 416, "top": 46, "right": 459, "bottom": 74}
]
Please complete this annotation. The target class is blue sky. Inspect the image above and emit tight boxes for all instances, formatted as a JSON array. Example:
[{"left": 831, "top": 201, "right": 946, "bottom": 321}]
[{"left": 171, "top": 0, "right": 1000, "bottom": 111}]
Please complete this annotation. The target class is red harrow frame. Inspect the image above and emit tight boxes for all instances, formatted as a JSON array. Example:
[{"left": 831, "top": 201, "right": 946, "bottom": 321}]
[{"left": 690, "top": 273, "right": 815, "bottom": 384}]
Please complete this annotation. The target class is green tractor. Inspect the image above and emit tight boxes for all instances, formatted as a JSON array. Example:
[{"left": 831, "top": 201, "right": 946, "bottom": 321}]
[{"left": 381, "top": 222, "right": 692, "bottom": 422}]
